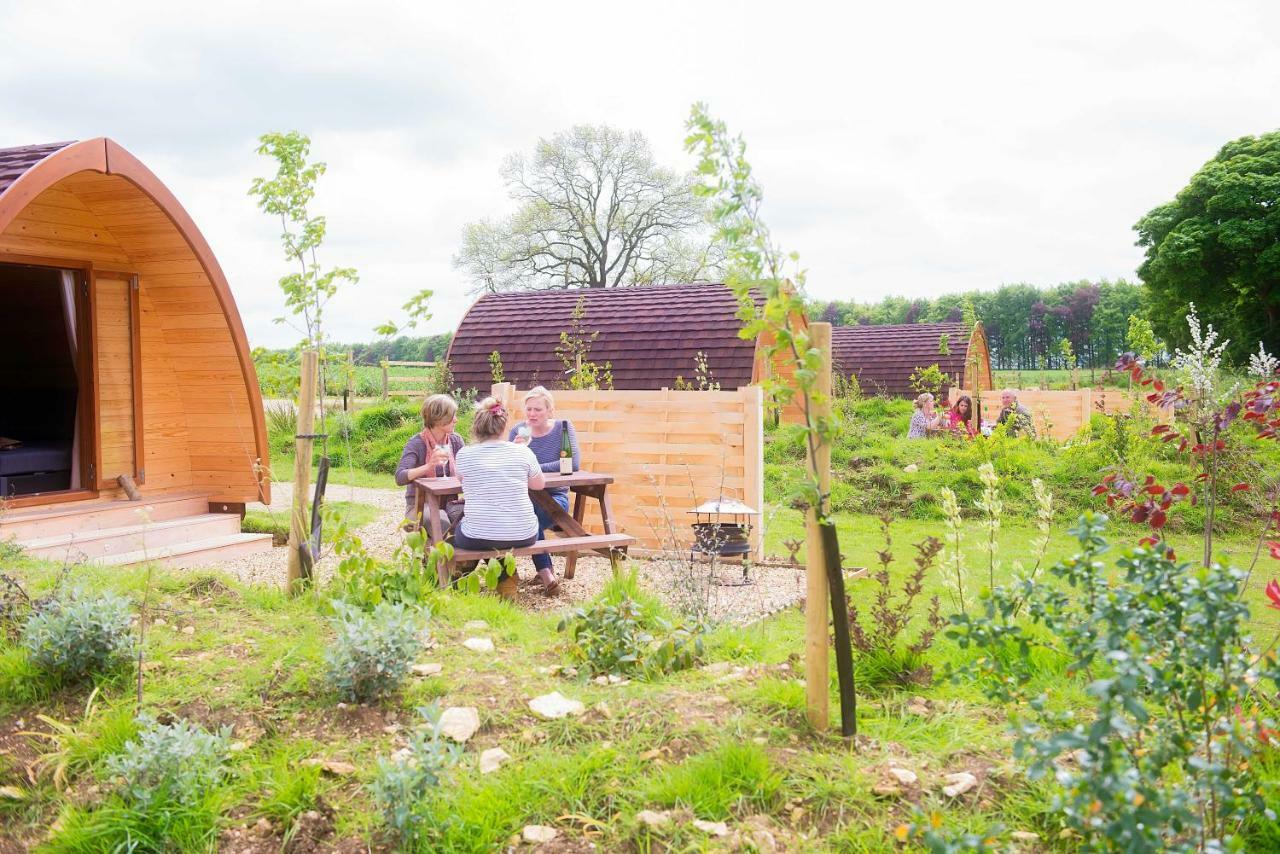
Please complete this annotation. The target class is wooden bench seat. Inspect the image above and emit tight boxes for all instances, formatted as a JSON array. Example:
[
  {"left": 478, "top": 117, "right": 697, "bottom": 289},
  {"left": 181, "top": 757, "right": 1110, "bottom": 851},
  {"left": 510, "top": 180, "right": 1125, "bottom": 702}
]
[{"left": 452, "top": 533, "right": 635, "bottom": 565}]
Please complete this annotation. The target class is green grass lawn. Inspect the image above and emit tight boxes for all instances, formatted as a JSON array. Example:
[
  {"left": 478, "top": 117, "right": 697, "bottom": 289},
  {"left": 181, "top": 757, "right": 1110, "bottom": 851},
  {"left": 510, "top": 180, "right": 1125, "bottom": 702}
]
[
  {"left": 268, "top": 452, "right": 399, "bottom": 490},
  {"left": 0, "top": 556, "right": 1054, "bottom": 851},
  {"left": 4, "top": 495, "right": 1280, "bottom": 849},
  {"left": 242, "top": 500, "right": 380, "bottom": 545},
  {"left": 992, "top": 367, "right": 1127, "bottom": 390}
]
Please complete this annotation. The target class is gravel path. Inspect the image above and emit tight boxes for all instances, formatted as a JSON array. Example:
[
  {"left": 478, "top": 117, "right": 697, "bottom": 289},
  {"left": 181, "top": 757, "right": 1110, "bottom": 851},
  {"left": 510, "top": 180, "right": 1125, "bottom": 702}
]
[{"left": 215, "top": 483, "right": 807, "bottom": 623}]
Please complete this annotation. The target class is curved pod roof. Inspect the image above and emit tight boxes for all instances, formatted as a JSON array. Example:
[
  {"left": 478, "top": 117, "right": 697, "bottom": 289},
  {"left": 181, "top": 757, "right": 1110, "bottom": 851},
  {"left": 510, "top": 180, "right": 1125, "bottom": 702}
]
[
  {"left": 0, "top": 139, "right": 268, "bottom": 503},
  {"left": 831, "top": 321, "right": 993, "bottom": 398},
  {"left": 446, "top": 284, "right": 766, "bottom": 391}
]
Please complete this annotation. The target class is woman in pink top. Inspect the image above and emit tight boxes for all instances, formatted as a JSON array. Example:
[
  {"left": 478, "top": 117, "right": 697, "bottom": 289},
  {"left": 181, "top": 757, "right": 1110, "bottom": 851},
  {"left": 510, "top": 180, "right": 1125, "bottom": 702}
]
[{"left": 948, "top": 395, "right": 977, "bottom": 438}]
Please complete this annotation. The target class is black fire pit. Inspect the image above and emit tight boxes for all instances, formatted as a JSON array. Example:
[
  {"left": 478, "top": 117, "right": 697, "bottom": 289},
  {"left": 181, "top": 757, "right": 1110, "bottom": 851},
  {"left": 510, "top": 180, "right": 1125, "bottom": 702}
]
[{"left": 688, "top": 498, "right": 759, "bottom": 585}]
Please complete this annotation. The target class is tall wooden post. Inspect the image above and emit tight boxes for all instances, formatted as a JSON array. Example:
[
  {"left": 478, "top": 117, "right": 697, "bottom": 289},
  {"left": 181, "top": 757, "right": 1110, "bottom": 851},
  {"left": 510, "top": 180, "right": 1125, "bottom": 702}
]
[
  {"left": 381, "top": 360, "right": 389, "bottom": 401},
  {"left": 805, "top": 323, "right": 833, "bottom": 730},
  {"left": 287, "top": 349, "right": 318, "bottom": 595}
]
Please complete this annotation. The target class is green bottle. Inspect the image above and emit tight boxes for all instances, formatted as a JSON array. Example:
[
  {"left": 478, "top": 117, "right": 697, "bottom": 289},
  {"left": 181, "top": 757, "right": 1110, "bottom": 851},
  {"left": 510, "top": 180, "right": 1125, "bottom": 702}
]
[{"left": 559, "top": 420, "right": 572, "bottom": 474}]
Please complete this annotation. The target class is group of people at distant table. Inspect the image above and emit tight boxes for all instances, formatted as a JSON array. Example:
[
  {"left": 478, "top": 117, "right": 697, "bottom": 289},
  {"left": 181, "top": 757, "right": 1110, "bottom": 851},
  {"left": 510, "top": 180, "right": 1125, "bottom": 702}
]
[
  {"left": 393, "top": 386, "right": 578, "bottom": 600},
  {"left": 908, "top": 389, "right": 1036, "bottom": 439}
]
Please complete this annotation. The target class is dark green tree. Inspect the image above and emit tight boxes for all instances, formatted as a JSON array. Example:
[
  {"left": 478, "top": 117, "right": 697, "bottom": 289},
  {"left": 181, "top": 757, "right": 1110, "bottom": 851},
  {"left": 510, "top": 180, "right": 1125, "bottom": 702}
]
[{"left": 1135, "top": 130, "right": 1280, "bottom": 361}]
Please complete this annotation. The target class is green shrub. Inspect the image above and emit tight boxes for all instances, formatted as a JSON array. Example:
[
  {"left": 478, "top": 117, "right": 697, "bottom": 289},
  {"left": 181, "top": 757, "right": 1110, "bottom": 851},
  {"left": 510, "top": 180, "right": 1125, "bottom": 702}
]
[
  {"left": 329, "top": 527, "right": 442, "bottom": 610},
  {"left": 363, "top": 423, "right": 419, "bottom": 473},
  {"left": 367, "top": 705, "right": 459, "bottom": 842},
  {"left": 324, "top": 599, "right": 421, "bottom": 702},
  {"left": 22, "top": 589, "right": 133, "bottom": 682},
  {"left": 848, "top": 520, "right": 946, "bottom": 691},
  {"left": 951, "top": 514, "right": 1280, "bottom": 850},
  {"left": 106, "top": 717, "right": 231, "bottom": 807},
  {"left": 353, "top": 400, "right": 420, "bottom": 434},
  {"left": 558, "top": 582, "right": 704, "bottom": 679},
  {"left": 265, "top": 403, "right": 298, "bottom": 455}
]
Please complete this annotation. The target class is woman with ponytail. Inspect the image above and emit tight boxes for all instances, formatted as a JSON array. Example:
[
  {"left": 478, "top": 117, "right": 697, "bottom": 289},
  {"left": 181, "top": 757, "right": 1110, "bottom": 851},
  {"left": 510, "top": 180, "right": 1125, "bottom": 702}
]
[{"left": 454, "top": 397, "right": 547, "bottom": 599}]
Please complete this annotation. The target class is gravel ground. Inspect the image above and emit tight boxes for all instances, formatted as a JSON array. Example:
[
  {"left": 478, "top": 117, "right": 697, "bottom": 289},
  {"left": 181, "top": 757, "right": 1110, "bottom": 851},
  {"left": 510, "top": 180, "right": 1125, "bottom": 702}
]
[{"left": 216, "top": 483, "right": 807, "bottom": 623}]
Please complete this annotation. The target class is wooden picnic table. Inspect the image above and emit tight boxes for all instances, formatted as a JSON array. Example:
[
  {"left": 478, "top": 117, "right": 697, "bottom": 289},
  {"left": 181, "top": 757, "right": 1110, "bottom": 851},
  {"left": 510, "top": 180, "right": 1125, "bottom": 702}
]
[{"left": 413, "top": 470, "right": 628, "bottom": 586}]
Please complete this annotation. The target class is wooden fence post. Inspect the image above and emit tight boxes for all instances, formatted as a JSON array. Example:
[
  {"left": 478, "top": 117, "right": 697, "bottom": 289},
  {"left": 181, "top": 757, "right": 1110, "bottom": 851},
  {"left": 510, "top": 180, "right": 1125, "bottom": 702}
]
[
  {"left": 381, "top": 361, "right": 389, "bottom": 401},
  {"left": 491, "top": 382, "right": 515, "bottom": 415},
  {"left": 805, "top": 323, "right": 833, "bottom": 731},
  {"left": 287, "top": 349, "right": 318, "bottom": 595},
  {"left": 742, "top": 384, "right": 765, "bottom": 560}
]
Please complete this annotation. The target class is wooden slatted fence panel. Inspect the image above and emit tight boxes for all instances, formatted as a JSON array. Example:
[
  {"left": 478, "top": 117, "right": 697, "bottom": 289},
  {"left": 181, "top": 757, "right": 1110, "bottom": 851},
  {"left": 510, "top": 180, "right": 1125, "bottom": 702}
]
[{"left": 492, "top": 383, "right": 764, "bottom": 558}]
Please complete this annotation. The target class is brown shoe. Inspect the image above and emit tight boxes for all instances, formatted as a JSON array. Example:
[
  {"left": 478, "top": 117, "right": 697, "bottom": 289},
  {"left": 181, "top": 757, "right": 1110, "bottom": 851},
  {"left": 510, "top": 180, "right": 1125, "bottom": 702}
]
[
  {"left": 535, "top": 568, "right": 561, "bottom": 596},
  {"left": 496, "top": 575, "right": 518, "bottom": 601}
]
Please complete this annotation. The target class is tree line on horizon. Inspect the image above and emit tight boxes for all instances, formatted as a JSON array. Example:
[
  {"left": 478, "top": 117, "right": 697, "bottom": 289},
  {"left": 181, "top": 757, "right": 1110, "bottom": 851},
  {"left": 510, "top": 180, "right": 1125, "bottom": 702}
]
[{"left": 808, "top": 280, "right": 1145, "bottom": 372}]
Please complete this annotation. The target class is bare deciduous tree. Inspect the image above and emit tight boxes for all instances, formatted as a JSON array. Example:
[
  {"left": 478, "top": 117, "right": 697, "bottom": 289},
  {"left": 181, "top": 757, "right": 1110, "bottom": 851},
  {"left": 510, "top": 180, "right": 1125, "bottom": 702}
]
[{"left": 454, "top": 125, "right": 721, "bottom": 292}]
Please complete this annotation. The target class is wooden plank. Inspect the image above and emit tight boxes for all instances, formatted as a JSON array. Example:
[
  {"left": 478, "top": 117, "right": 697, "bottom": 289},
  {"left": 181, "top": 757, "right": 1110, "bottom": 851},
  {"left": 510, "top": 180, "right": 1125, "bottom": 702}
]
[
  {"left": 4, "top": 218, "right": 120, "bottom": 245},
  {"left": 25, "top": 188, "right": 95, "bottom": 211},
  {"left": 0, "top": 234, "right": 130, "bottom": 265}
]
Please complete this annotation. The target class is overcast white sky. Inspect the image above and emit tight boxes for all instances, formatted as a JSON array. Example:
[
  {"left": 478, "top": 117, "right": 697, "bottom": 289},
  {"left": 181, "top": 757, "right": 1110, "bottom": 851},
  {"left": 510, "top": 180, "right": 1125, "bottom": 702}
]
[{"left": 2, "top": 0, "right": 1277, "bottom": 348}]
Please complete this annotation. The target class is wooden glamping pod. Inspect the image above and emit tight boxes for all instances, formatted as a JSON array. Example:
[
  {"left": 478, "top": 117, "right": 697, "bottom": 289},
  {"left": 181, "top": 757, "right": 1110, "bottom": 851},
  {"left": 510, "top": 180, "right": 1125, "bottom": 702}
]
[
  {"left": 446, "top": 283, "right": 807, "bottom": 392},
  {"left": 0, "top": 139, "right": 272, "bottom": 567},
  {"left": 831, "top": 321, "right": 993, "bottom": 398}
]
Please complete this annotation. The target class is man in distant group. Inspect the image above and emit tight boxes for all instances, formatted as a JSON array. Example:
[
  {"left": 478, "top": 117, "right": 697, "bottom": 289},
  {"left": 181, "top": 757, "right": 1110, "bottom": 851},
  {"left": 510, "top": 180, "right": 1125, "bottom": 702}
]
[{"left": 997, "top": 390, "right": 1036, "bottom": 438}]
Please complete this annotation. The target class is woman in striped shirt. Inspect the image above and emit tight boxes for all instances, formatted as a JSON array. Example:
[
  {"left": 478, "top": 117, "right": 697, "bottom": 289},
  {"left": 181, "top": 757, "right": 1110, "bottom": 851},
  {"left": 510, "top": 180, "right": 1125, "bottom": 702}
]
[{"left": 454, "top": 397, "right": 547, "bottom": 600}]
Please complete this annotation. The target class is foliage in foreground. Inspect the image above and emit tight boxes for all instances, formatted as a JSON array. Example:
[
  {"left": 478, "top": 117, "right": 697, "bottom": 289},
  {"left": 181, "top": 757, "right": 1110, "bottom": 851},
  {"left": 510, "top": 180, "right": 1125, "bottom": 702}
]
[
  {"left": 324, "top": 599, "right": 422, "bottom": 702},
  {"left": 105, "top": 716, "right": 231, "bottom": 807},
  {"left": 559, "top": 568, "right": 705, "bottom": 678},
  {"left": 367, "top": 705, "right": 460, "bottom": 843},
  {"left": 951, "top": 514, "right": 1280, "bottom": 852},
  {"left": 22, "top": 588, "right": 133, "bottom": 683},
  {"left": 44, "top": 716, "right": 233, "bottom": 853},
  {"left": 848, "top": 519, "right": 946, "bottom": 690}
]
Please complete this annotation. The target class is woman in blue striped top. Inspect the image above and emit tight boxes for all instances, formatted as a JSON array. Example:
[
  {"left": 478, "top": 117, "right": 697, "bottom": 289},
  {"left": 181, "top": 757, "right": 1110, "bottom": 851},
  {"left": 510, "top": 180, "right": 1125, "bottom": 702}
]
[
  {"left": 455, "top": 397, "right": 545, "bottom": 600},
  {"left": 509, "top": 386, "right": 578, "bottom": 591}
]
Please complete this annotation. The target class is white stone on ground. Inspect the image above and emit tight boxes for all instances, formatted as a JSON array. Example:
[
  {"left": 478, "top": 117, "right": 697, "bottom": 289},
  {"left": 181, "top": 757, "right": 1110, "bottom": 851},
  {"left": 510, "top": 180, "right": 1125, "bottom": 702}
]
[
  {"left": 692, "top": 819, "right": 730, "bottom": 836},
  {"left": 463, "top": 637, "right": 494, "bottom": 652},
  {"left": 479, "top": 747, "right": 511, "bottom": 774},
  {"left": 437, "top": 707, "right": 480, "bottom": 742},
  {"left": 528, "top": 692, "right": 585, "bottom": 719},
  {"left": 411, "top": 663, "right": 443, "bottom": 677},
  {"left": 636, "top": 810, "right": 671, "bottom": 828},
  {"left": 942, "top": 772, "right": 978, "bottom": 797},
  {"left": 887, "top": 767, "right": 918, "bottom": 785},
  {"left": 521, "top": 825, "right": 557, "bottom": 843}
]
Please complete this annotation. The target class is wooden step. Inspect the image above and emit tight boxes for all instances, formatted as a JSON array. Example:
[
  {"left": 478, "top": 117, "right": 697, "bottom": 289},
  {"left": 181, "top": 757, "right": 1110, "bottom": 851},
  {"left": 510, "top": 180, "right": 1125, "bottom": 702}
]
[
  {"left": 0, "top": 492, "right": 213, "bottom": 540},
  {"left": 91, "top": 533, "right": 274, "bottom": 569},
  {"left": 19, "top": 514, "right": 242, "bottom": 561}
]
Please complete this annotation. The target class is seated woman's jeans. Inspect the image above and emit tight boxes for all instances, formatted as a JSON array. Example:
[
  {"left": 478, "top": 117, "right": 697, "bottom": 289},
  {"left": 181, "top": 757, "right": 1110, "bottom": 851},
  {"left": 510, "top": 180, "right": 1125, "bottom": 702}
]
[{"left": 532, "top": 492, "right": 571, "bottom": 571}]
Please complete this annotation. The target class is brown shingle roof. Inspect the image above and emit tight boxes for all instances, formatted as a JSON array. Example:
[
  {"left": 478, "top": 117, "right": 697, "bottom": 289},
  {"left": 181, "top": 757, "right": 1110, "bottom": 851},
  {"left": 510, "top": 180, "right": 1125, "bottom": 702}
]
[
  {"left": 0, "top": 142, "right": 75, "bottom": 199},
  {"left": 447, "top": 284, "right": 760, "bottom": 391},
  {"left": 831, "top": 322, "right": 972, "bottom": 397}
]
